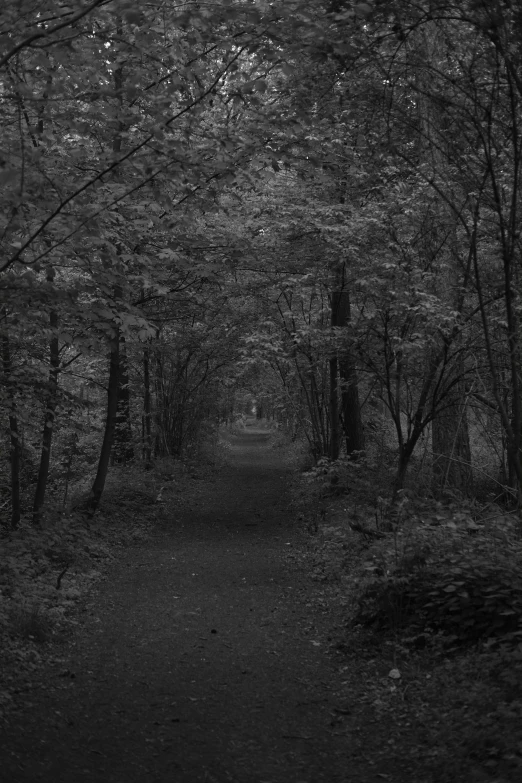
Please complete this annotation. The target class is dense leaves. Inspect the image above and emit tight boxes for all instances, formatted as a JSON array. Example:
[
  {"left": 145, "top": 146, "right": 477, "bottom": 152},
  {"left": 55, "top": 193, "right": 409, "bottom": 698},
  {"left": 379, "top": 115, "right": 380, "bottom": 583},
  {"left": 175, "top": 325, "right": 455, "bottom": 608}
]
[
  {"left": 354, "top": 517, "right": 522, "bottom": 647},
  {"left": 1, "top": 0, "right": 521, "bottom": 524}
]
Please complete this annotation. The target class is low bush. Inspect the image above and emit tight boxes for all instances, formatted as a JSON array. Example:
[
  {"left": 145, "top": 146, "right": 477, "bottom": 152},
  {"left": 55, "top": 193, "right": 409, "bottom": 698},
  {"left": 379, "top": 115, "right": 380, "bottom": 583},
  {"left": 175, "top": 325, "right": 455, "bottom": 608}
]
[
  {"left": 0, "top": 514, "right": 111, "bottom": 645},
  {"left": 296, "top": 458, "right": 522, "bottom": 779},
  {"left": 352, "top": 504, "right": 522, "bottom": 648}
]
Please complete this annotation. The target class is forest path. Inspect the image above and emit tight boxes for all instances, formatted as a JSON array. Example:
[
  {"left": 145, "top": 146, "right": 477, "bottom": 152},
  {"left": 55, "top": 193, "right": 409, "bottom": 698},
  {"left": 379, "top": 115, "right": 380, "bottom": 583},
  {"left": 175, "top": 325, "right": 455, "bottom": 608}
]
[{"left": 1, "top": 425, "right": 391, "bottom": 783}]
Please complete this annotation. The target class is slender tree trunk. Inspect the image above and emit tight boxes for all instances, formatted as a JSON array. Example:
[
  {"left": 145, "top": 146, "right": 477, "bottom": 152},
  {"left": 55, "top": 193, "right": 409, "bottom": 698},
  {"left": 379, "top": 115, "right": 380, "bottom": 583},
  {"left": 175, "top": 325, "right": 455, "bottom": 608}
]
[
  {"left": 331, "top": 263, "right": 364, "bottom": 457},
  {"left": 340, "top": 356, "right": 365, "bottom": 456},
  {"left": 86, "top": 332, "right": 120, "bottom": 516},
  {"left": 432, "top": 378, "right": 472, "bottom": 494},
  {"left": 112, "top": 336, "right": 134, "bottom": 464},
  {"left": 295, "top": 354, "right": 325, "bottom": 458},
  {"left": 143, "top": 345, "right": 152, "bottom": 465},
  {"left": 33, "top": 270, "right": 60, "bottom": 525},
  {"left": 392, "top": 429, "right": 425, "bottom": 502},
  {"left": 429, "top": 222, "right": 473, "bottom": 495},
  {"left": 329, "top": 263, "right": 341, "bottom": 461},
  {"left": 1, "top": 326, "right": 21, "bottom": 528},
  {"left": 504, "top": 275, "right": 521, "bottom": 502},
  {"left": 335, "top": 107, "right": 365, "bottom": 460},
  {"left": 154, "top": 347, "right": 167, "bottom": 458},
  {"left": 329, "top": 355, "right": 340, "bottom": 460},
  {"left": 309, "top": 364, "right": 328, "bottom": 456},
  {"left": 62, "top": 433, "right": 77, "bottom": 511},
  {"left": 392, "top": 444, "right": 416, "bottom": 501},
  {"left": 413, "top": 25, "right": 473, "bottom": 494}
]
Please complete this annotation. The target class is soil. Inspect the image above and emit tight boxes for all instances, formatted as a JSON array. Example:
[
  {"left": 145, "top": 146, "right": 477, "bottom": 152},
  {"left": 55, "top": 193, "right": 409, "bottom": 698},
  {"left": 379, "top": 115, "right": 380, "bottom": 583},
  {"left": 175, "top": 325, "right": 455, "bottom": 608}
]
[{"left": 0, "top": 425, "right": 415, "bottom": 783}]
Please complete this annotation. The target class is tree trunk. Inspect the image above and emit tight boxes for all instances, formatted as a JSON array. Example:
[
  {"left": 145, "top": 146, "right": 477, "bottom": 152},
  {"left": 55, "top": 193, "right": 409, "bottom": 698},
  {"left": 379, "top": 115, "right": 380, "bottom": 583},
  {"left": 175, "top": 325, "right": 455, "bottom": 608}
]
[
  {"left": 85, "top": 332, "right": 120, "bottom": 516},
  {"left": 33, "top": 271, "right": 60, "bottom": 525},
  {"left": 392, "top": 452, "right": 411, "bottom": 500},
  {"left": 329, "top": 355, "right": 340, "bottom": 460},
  {"left": 429, "top": 221, "right": 473, "bottom": 494},
  {"left": 414, "top": 24, "right": 473, "bottom": 494},
  {"left": 392, "top": 431, "right": 424, "bottom": 502},
  {"left": 143, "top": 345, "right": 152, "bottom": 465},
  {"left": 153, "top": 347, "right": 169, "bottom": 458},
  {"left": 392, "top": 447, "right": 416, "bottom": 501},
  {"left": 331, "top": 263, "right": 364, "bottom": 457},
  {"left": 432, "top": 378, "right": 472, "bottom": 495},
  {"left": 340, "top": 356, "right": 365, "bottom": 457},
  {"left": 1, "top": 326, "right": 21, "bottom": 528},
  {"left": 112, "top": 336, "right": 134, "bottom": 464}
]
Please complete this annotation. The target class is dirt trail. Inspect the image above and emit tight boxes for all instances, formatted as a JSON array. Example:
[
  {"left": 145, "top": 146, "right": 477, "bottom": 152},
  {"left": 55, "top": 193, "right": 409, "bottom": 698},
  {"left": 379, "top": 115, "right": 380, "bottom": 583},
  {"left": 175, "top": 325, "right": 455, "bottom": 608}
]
[{"left": 1, "top": 426, "right": 387, "bottom": 783}]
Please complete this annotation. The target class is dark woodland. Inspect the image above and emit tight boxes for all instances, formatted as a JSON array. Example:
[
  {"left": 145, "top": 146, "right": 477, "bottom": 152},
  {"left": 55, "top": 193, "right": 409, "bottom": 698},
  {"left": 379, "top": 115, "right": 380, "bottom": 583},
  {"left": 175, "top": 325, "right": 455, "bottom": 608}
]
[{"left": 1, "top": 2, "right": 521, "bottom": 782}]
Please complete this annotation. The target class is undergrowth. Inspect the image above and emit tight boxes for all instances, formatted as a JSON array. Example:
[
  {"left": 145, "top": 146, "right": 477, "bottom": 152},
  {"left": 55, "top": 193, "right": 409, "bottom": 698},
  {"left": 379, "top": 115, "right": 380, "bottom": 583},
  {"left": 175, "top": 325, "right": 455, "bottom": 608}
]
[
  {"left": 296, "top": 453, "right": 522, "bottom": 782},
  {"left": 0, "top": 457, "right": 201, "bottom": 720}
]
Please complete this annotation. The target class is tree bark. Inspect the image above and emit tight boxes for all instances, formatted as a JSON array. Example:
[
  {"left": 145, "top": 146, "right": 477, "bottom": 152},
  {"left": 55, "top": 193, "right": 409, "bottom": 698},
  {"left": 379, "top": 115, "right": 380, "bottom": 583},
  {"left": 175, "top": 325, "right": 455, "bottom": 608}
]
[
  {"left": 33, "top": 270, "right": 60, "bottom": 525},
  {"left": 85, "top": 331, "right": 120, "bottom": 516},
  {"left": 331, "top": 263, "right": 364, "bottom": 457},
  {"left": 112, "top": 335, "right": 134, "bottom": 464},
  {"left": 432, "top": 376, "right": 472, "bottom": 494},
  {"left": 143, "top": 345, "right": 152, "bottom": 465},
  {"left": 329, "top": 355, "right": 340, "bottom": 460},
  {"left": 1, "top": 325, "right": 21, "bottom": 528},
  {"left": 153, "top": 346, "right": 169, "bottom": 458},
  {"left": 340, "top": 355, "right": 365, "bottom": 457}
]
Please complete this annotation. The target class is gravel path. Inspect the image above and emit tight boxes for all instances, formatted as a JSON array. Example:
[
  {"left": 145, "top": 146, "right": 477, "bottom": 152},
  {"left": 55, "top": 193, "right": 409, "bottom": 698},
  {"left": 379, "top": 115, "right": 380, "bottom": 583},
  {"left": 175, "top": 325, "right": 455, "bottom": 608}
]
[{"left": 0, "top": 427, "right": 390, "bottom": 783}]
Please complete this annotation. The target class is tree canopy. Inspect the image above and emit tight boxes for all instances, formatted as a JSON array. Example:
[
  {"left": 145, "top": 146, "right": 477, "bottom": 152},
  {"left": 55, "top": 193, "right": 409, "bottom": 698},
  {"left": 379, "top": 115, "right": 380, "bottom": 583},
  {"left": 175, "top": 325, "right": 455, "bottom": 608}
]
[{"left": 1, "top": 0, "right": 521, "bottom": 525}]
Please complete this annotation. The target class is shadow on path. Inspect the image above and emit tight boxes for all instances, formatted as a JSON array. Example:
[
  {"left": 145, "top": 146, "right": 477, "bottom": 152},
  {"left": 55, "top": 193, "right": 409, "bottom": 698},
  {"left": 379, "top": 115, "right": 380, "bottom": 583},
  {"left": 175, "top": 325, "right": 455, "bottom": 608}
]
[{"left": 0, "top": 428, "right": 385, "bottom": 783}]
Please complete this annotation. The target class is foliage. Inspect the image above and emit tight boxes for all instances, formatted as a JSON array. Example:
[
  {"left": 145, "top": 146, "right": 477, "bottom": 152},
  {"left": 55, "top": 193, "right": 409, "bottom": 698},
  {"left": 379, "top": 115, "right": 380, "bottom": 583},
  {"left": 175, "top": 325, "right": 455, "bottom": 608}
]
[
  {"left": 297, "top": 457, "right": 522, "bottom": 647},
  {"left": 296, "top": 455, "right": 522, "bottom": 781},
  {"left": 0, "top": 514, "right": 109, "bottom": 646},
  {"left": 351, "top": 501, "right": 522, "bottom": 647},
  {"left": 1, "top": 5, "right": 520, "bottom": 776},
  {"left": 0, "top": 452, "right": 208, "bottom": 723},
  {"left": 1, "top": 0, "right": 521, "bottom": 525}
]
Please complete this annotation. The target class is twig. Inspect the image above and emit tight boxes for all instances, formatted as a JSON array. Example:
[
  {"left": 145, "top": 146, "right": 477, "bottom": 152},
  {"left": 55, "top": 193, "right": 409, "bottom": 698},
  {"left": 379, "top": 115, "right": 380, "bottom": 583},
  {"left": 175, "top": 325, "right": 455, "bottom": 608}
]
[{"left": 56, "top": 566, "right": 68, "bottom": 589}]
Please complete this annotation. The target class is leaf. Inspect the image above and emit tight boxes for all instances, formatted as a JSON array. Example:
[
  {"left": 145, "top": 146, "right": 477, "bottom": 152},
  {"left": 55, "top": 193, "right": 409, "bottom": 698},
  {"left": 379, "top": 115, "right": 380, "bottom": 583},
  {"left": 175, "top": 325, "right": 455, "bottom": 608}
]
[
  {"left": 0, "top": 169, "right": 18, "bottom": 187},
  {"left": 125, "top": 11, "right": 143, "bottom": 25},
  {"left": 355, "top": 3, "right": 374, "bottom": 16}
]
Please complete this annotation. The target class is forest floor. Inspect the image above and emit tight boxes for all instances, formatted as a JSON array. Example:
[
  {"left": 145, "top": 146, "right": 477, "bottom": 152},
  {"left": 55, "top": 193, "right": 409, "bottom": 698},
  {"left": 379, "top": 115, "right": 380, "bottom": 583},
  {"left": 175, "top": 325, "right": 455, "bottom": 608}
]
[{"left": 0, "top": 424, "right": 518, "bottom": 783}]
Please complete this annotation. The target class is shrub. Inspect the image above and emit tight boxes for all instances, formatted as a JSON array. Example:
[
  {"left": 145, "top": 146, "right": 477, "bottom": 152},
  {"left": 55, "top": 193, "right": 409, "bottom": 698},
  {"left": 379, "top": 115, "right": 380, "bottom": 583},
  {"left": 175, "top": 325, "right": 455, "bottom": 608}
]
[{"left": 352, "top": 506, "right": 522, "bottom": 647}]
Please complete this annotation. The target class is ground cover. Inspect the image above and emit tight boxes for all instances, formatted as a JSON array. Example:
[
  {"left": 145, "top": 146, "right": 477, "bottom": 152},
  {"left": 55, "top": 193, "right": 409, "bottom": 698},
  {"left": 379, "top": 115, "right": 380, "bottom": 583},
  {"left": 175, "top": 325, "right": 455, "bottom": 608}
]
[
  {"left": 0, "top": 455, "right": 207, "bottom": 722},
  {"left": 1, "top": 425, "right": 520, "bottom": 782},
  {"left": 295, "top": 455, "right": 522, "bottom": 783}
]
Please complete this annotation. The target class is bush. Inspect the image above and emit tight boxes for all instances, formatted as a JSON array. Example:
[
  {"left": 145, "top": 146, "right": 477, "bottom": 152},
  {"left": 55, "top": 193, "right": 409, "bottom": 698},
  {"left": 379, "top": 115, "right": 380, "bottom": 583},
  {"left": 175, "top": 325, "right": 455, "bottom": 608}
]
[
  {"left": 352, "top": 504, "right": 522, "bottom": 647},
  {"left": 422, "top": 555, "right": 522, "bottom": 646},
  {"left": 0, "top": 513, "right": 111, "bottom": 650}
]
